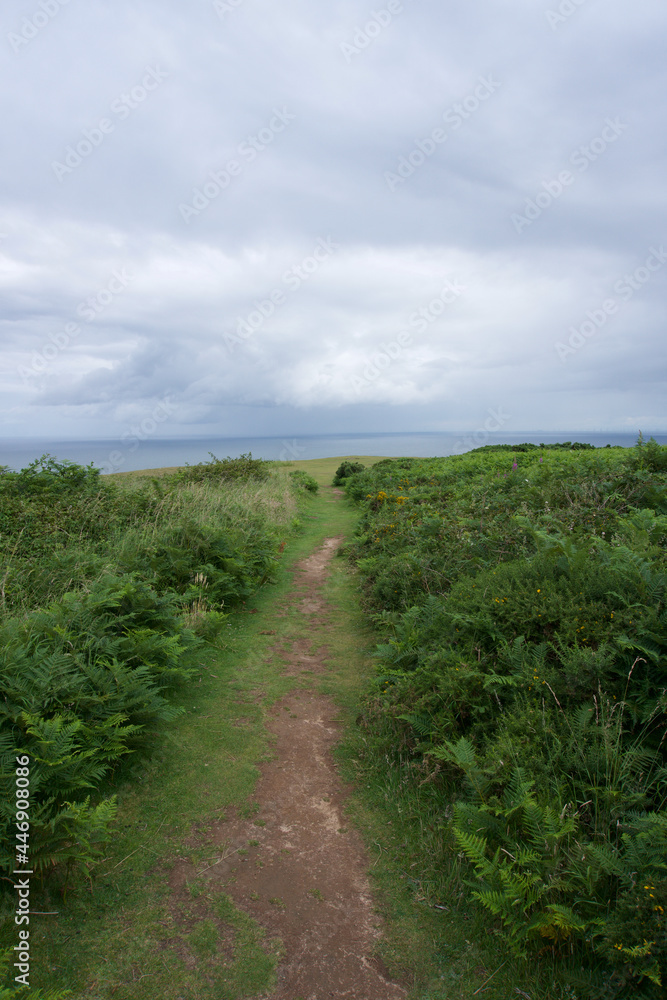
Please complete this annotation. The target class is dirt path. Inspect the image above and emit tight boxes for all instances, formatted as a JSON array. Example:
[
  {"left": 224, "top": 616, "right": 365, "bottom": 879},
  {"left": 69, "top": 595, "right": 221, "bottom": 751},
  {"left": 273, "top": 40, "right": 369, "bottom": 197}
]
[{"left": 169, "top": 527, "right": 406, "bottom": 999}]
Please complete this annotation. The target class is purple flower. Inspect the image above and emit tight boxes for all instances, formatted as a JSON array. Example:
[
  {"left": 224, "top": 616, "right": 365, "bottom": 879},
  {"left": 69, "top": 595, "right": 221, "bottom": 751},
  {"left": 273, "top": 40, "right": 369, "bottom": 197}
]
[
  {"left": 512, "top": 462, "right": 518, "bottom": 471},
  {"left": 539, "top": 457, "right": 543, "bottom": 463}
]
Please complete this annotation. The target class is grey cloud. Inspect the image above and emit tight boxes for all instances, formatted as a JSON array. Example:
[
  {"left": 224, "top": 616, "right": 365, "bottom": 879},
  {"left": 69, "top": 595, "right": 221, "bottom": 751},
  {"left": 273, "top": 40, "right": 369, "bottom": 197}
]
[{"left": 1, "top": 0, "right": 666, "bottom": 440}]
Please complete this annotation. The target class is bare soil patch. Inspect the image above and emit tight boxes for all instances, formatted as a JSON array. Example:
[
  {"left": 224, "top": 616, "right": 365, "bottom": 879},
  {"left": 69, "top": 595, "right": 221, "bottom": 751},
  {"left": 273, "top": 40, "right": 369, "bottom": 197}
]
[{"left": 168, "top": 532, "right": 406, "bottom": 999}]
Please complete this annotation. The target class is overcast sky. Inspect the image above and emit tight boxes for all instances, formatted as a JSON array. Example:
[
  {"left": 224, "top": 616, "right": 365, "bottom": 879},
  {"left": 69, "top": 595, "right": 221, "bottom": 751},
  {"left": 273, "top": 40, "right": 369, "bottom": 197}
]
[{"left": 1, "top": 0, "right": 666, "bottom": 442}]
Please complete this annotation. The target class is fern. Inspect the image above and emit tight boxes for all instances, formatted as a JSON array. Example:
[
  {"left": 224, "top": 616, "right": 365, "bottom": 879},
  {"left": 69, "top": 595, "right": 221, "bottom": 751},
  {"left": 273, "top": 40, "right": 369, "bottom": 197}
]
[
  {"left": 397, "top": 713, "right": 435, "bottom": 737},
  {"left": 0, "top": 574, "right": 200, "bottom": 885},
  {"left": 428, "top": 737, "right": 491, "bottom": 799}
]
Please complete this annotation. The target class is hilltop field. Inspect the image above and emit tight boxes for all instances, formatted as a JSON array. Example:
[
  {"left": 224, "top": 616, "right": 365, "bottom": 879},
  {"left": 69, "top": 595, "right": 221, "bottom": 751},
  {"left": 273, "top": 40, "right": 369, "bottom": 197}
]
[{"left": 1, "top": 439, "right": 666, "bottom": 1000}]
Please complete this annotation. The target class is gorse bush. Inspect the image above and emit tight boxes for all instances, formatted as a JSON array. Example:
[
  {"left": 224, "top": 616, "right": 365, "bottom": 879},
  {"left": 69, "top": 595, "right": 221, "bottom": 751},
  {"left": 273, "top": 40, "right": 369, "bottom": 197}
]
[
  {"left": 332, "top": 460, "right": 365, "bottom": 485},
  {"left": 345, "top": 445, "right": 666, "bottom": 612},
  {"left": 345, "top": 439, "right": 667, "bottom": 996}
]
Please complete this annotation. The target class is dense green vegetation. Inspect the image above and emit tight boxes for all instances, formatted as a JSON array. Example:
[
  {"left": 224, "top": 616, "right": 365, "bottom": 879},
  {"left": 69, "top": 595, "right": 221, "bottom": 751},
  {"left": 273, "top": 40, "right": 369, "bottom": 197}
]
[
  {"left": 342, "top": 437, "right": 667, "bottom": 997},
  {"left": 0, "top": 458, "right": 349, "bottom": 1000},
  {"left": 4, "top": 442, "right": 667, "bottom": 998},
  {"left": 288, "top": 468, "right": 319, "bottom": 492},
  {"left": 171, "top": 450, "right": 270, "bottom": 485},
  {"left": 0, "top": 453, "right": 301, "bottom": 905},
  {"left": 333, "top": 459, "right": 366, "bottom": 485}
]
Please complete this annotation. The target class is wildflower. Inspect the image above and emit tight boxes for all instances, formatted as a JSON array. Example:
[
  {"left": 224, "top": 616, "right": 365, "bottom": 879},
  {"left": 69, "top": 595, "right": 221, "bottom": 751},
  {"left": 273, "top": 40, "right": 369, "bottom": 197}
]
[{"left": 512, "top": 462, "right": 518, "bottom": 471}]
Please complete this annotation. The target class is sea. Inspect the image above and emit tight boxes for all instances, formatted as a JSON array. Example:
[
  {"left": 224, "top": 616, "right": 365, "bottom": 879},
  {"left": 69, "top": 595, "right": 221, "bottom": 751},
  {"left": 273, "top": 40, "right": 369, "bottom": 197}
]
[{"left": 1, "top": 431, "right": 665, "bottom": 475}]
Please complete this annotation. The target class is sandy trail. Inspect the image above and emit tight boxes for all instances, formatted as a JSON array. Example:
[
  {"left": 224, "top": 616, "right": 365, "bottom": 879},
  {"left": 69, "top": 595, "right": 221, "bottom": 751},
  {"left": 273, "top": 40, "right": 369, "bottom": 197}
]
[{"left": 169, "top": 529, "right": 406, "bottom": 1000}]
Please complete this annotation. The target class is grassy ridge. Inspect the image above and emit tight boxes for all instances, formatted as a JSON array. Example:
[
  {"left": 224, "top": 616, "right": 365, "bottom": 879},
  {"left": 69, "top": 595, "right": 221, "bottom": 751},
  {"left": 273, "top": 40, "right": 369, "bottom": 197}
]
[{"left": 340, "top": 440, "right": 667, "bottom": 998}]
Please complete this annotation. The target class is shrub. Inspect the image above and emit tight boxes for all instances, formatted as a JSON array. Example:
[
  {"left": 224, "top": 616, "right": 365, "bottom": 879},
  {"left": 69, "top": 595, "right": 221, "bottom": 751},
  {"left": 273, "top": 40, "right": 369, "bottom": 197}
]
[
  {"left": 289, "top": 470, "right": 319, "bottom": 492},
  {"left": 345, "top": 441, "right": 667, "bottom": 993},
  {"left": 117, "top": 518, "right": 278, "bottom": 609},
  {"left": 333, "top": 460, "right": 365, "bottom": 485},
  {"left": 0, "top": 460, "right": 159, "bottom": 616},
  {"left": 0, "top": 457, "right": 289, "bottom": 620},
  {"left": 174, "top": 452, "right": 269, "bottom": 484},
  {"left": 630, "top": 434, "right": 667, "bottom": 473},
  {"left": 0, "top": 453, "right": 101, "bottom": 496}
]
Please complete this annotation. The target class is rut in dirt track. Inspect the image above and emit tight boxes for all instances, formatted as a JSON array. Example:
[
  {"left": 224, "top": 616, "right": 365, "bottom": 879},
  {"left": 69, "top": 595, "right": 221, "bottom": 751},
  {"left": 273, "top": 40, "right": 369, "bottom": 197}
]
[{"left": 170, "top": 528, "right": 406, "bottom": 1000}]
